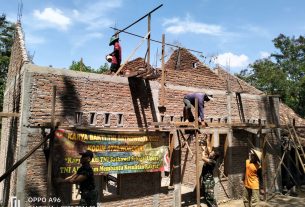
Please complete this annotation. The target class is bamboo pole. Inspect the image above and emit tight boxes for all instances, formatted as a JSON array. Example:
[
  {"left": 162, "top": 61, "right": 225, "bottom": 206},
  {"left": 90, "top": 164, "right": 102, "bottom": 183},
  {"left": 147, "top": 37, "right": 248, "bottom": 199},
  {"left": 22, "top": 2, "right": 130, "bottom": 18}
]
[
  {"left": 113, "top": 4, "right": 163, "bottom": 36},
  {"left": 110, "top": 27, "right": 203, "bottom": 54},
  {"left": 47, "top": 86, "right": 56, "bottom": 204},
  {"left": 114, "top": 32, "right": 150, "bottom": 76},
  {"left": 195, "top": 98, "right": 201, "bottom": 206},
  {"left": 0, "top": 133, "right": 53, "bottom": 182},
  {"left": 160, "top": 34, "right": 166, "bottom": 106},
  {"left": 147, "top": 14, "right": 151, "bottom": 65},
  {"left": 0, "top": 112, "right": 20, "bottom": 117}
]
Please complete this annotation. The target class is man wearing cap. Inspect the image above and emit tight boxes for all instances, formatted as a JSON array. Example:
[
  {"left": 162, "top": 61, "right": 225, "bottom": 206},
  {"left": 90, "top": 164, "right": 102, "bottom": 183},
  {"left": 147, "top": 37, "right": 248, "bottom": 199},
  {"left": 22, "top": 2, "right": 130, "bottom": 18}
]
[
  {"left": 62, "top": 150, "right": 97, "bottom": 206},
  {"left": 108, "top": 34, "right": 122, "bottom": 73},
  {"left": 243, "top": 148, "right": 262, "bottom": 207},
  {"left": 183, "top": 92, "right": 213, "bottom": 126}
]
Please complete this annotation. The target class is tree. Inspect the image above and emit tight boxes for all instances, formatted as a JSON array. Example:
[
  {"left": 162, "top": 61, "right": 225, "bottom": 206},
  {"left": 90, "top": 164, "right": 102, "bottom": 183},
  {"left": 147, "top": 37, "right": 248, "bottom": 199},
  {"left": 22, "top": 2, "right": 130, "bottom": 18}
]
[
  {"left": 69, "top": 59, "right": 94, "bottom": 73},
  {"left": 0, "top": 14, "right": 15, "bottom": 112},
  {"left": 96, "top": 63, "right": 110, "bottom": 74},
  {"left": 69, "top": 59, "right": 109, "bottom": 74},
  {"left": 237, "top": 34, "right": 305, "bottom": 117}
]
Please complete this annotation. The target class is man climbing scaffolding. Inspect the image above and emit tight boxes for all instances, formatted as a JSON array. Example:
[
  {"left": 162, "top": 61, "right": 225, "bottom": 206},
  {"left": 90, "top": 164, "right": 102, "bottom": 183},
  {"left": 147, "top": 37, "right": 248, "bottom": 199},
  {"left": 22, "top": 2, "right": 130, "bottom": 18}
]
[
  {"left": 183, "top": 92, "right": 213, "bottom": 126},
  {"left": 107, "top": 34, "right": 122, "bottom": 74},
  {"left": 201, "top": 145, "right": 220, "bottom": 207}
]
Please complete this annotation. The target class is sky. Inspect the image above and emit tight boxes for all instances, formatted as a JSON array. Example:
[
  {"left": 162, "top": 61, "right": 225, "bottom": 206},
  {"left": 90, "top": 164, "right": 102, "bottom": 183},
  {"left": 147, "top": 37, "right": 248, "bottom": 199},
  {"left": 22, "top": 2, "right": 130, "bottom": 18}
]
[{"left": 1, "top": 0, "right": 305, "bottom": 73}]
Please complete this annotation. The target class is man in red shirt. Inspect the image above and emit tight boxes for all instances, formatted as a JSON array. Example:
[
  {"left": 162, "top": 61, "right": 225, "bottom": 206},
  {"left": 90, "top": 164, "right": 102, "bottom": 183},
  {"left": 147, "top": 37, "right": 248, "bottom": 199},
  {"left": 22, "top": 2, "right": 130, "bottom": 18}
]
[{"left": 108, "top": 35, "right": 122, "bottom": 73}]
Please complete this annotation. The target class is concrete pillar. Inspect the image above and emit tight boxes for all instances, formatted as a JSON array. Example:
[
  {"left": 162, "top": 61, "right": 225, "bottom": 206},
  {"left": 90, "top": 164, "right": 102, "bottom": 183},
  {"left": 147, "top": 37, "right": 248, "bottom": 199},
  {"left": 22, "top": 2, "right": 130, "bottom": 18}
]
[{"left": 16, "top": 65, "right": 32, "bottom": 207}]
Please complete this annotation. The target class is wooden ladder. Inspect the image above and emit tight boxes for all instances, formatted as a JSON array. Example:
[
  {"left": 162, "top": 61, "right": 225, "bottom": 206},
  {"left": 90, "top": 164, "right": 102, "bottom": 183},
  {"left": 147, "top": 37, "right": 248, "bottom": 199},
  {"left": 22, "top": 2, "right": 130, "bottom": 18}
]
[{"left": 286, "top": 123, "right": 305, "bottom": 173}]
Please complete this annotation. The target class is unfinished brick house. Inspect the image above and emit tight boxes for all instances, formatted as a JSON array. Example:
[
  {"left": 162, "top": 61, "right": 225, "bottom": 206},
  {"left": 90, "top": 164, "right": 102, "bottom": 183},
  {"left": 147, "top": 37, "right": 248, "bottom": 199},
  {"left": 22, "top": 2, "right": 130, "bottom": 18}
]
[{"left": 1, "top": 23, "right": 305, "bottom": 207}]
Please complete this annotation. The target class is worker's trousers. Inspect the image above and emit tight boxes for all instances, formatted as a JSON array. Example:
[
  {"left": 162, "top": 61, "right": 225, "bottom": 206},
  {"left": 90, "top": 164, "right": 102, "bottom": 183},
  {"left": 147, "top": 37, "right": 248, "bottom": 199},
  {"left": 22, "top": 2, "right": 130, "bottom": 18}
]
[
  {"left": 243, "top": 187, "right": 259, "bottom": 207},
  {"left": 183, "top": 98, "right": 194, "bottom": 122},
  {"left": 202, "top": 174, "right": 218, "bottom": 207},
  {"left": 79, "top": 189, "right": 98, "bottom": 207}
]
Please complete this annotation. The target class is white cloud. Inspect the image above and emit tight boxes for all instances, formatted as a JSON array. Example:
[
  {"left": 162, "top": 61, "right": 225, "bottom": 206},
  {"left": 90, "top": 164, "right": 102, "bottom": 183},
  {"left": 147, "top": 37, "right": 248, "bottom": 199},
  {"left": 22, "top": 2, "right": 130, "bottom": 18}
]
[
  {"left": 25, "top": 34, "right": 45, "bottom": 45},
  {"left": 260, "top": 51, "right": 270, "bottom": 59},
  {"left": 241, "top": 25, "right": 271, "bottom": 38},
  {"left": 33, "top": 8, "right": 71, "bottom": 30},
  {"left": 214, "top": 52, "right": 249, "bottom": 68},
  {"left": 72, "top": 0, "right": 122, "bottom": 30},
  {"left": 71, "top": 32, "right": 104, "bottom": 51},
  {"left": 163, "top": 16, "right": 224, "bottom": 36}
]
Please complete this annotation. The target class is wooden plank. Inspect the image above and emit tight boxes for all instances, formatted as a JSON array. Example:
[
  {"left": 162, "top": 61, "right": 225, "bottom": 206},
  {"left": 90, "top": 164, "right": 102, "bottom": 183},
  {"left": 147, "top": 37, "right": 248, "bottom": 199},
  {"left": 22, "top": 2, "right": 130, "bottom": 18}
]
[
  {"left": 262, "top": 135, "right": 267, "bottom": 201},
  {"left": 178, "top": 130, "right": 194, "bottom": 157},
  {"left": 47, "top": 86, "right": 56, "bottom": 204},
  {"left": 160, "top": 34, "right": 166, "bottom": 106},
  {"left": 114, "top": 32, "right": 150, "bottom": 76},
  {"left": 195, "top": 130, "right": 200, "bottom": 207},
  {"left": 147, "top": 14, "right": 151, "bottom": 65},
  {"left": 265, "top": 138, "right": 298, "bottom": 189},
  {"left": 0, "top": 112, "right": 20, "bottom": 117},
  {"left": 0, "top": 133, "right": 52, "bottom": 182},
  {"left": 114, "top": 4, "right": 163, "bottom": 36},
  {"left": 195, "top": 98, "right": 199, "bottom": 129}
]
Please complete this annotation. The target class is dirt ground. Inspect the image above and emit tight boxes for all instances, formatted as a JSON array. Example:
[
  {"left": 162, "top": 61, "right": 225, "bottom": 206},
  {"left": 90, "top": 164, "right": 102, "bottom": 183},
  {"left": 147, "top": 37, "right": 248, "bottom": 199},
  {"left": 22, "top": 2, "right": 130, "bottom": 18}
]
[
  {"left": 183, "top": 185, "right": 305, "bottom": 207},
  {"left": 185, "top": 195, "right": 305, "bottom": 207}
]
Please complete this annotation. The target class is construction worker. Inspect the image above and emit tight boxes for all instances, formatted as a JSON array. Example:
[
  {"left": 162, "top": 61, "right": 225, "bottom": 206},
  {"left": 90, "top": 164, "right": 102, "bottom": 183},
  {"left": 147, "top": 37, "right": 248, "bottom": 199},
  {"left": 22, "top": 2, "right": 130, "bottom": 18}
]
[
  {"left": 201, "top": 144, "right": 220, "bottom": 207},
  {"left": 59, "top": 150, "right": 98, "bottom": 206},
  {"left": 183, "top": 93, "right": 213, "bottom": 126},
  {"left": 108, "top": 34, "right": 122, "bottom": 73},
  {"left": 243, "top": 148, "right": 262, "bottom": 207}
]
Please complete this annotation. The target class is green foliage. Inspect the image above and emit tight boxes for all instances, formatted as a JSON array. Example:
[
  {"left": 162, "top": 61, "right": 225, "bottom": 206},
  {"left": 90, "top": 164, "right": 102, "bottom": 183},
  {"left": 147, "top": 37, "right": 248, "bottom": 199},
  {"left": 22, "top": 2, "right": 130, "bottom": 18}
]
[
  {"left": 237, "top": 34, "right": 305, "bottom": 117},
  {"left": 0, "top": 14, "right": 15, "bottom": 112},
  {"left": 97, "top": 63, "right": 110, "bottom": 74},
  {"left": 69, "top": 60, "right": 109, "bottom": 74}
]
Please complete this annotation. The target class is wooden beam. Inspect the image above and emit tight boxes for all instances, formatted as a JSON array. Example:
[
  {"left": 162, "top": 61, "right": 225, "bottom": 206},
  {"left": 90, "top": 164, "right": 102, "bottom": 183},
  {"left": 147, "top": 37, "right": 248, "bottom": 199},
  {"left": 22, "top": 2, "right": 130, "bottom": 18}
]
[
  {"left": 195, "top": 98, "right": 199, "bottom": 129},
  {"left": 0, "top": 132, "right": 52, "bottom": 182},
  {"left": 195, "top": 130, "right": 200, "bottom": 207},
  {"left": 178, "top": 130, "right": 194, "bottom": 157},
  {"left": 47, "top": 86, "right": 56, "bottom": 204},
  {"left": 114, "top": 32, "right": 150, "bottom": 76},
  {"left": 0, "top": 112, "right": 20, "bottom": 117},
  {"left": 147, "top": 14, "right": 151, "bottom": 65},
  {"left": 160, "top": 34, "right": 166, "bottom": 107},
  {"left": 113, "top": 4, "right": 163, "bottom": 36}
]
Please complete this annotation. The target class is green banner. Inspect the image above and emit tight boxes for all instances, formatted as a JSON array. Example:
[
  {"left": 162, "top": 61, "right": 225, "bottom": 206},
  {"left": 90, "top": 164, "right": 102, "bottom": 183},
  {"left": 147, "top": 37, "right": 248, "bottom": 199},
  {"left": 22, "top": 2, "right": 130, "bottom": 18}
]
[{"left": 53, "top": 129, "right": 169, "bottom": 175}]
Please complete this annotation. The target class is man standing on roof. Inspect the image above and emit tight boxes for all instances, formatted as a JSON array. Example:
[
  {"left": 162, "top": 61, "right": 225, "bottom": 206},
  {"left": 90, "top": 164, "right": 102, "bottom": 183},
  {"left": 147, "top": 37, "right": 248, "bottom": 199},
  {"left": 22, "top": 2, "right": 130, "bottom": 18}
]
[
  {"left": 242, "top": 148, "right": 262, "bottom": 207},
  {"left": 108, "top": 34, "right": 122, "bottom": 74},
  {"left": 183, "top": 92, "right": 213, "bottom": 126},
  {"left": 59, "top": 150, "right": 98, "bottom": 206}
]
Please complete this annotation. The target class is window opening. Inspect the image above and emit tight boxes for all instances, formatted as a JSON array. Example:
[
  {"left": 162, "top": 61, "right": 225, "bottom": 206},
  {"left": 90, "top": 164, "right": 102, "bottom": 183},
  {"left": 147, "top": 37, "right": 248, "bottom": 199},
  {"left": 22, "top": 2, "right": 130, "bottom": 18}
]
[
  {"left": 75, "top": 112, "right": 83, "bottom": 125},
  {"left": 192, "top": 62, "right": 198, "bottom": 68},
  {"left": 89, "top": 112, "right": 97, "bottom": 125},
  {"left": 117, "top": 113, "right": 124, "bottom": 127},
  {"left": 104, "top": 113, "right": 111, "bottom": 127},
  {"left": 160, "top": 115, "right": 164, "bottom": 122}
]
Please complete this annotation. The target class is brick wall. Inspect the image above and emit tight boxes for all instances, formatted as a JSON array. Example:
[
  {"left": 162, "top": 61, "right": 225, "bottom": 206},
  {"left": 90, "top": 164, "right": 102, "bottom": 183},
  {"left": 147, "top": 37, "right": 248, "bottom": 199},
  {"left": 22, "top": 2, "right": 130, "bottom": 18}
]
[
  {"left": 0, "top": 22, "right": 29, "bottom": 206},
  {"left": 163, "top": 48, "right": 227, "bottom": 90},
  {"left": 28, "top": 72, "right": 157, "bottom": 128},
  {"left": 14, "top": 58, "right": 283, "bottom": 205}
]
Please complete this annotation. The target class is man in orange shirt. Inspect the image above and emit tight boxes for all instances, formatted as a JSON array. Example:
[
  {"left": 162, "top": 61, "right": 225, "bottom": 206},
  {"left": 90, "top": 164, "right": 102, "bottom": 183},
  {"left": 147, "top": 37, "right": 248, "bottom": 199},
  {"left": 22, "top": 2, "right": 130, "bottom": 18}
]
[{"left": 243, "top": 148, "right": 262, "bottom": 207}]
